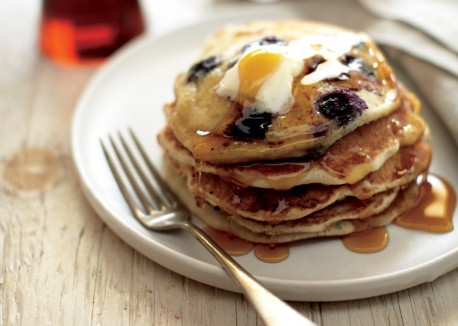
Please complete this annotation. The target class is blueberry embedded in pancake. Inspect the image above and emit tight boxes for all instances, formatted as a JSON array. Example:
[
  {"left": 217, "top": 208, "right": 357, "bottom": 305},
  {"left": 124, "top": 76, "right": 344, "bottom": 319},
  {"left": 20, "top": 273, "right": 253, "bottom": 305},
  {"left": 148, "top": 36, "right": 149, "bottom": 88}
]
[{"left": 187, "top": 55, "right": 222, "bottom": 82}]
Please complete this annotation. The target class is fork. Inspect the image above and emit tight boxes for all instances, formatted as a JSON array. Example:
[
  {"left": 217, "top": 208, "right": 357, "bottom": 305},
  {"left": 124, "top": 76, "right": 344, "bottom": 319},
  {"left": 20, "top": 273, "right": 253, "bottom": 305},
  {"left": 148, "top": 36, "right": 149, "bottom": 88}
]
[{"left": 100, "top": 130, "right": 315, "bottom": 326}]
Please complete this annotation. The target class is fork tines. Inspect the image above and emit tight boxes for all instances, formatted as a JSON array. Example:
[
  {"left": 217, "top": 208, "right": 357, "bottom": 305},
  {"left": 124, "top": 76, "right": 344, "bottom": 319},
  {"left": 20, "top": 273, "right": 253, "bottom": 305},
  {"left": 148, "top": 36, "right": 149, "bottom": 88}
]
[{"left": 100, "top": 129, "right": 177, "bottom": 222}]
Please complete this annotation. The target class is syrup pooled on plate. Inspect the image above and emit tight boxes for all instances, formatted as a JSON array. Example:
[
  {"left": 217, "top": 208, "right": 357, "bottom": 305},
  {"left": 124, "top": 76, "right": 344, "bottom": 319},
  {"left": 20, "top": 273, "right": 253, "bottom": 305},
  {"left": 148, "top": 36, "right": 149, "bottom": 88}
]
[
  {"left": 203, "top": 227, "right": 253, "bottom": 256},
  {"left": 394, "top": 174, "right": 456, "bottom": 232},
  {"left": 253, "top": 244, "right": 290, "bottom": 263},
  {"left": 342, "top": 174, "right": 456, "bottom": 254},
  {"left": 342, "top": 227, "right": 389, "bottom": 253},
  {"left": 204, "top": 227, "right": 290, "bottom": 263}
]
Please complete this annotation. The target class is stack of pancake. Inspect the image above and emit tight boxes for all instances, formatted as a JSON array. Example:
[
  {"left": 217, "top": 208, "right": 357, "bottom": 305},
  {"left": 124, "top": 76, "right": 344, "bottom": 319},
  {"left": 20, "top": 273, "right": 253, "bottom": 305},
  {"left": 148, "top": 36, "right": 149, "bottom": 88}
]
[{"left": 158, "top": 20, "right": 431, "bottom": 244}]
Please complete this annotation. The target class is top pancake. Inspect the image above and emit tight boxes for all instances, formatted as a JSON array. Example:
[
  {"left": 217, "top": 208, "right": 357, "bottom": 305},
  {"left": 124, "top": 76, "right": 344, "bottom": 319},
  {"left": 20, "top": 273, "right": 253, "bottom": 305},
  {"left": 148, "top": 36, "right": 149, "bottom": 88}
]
[
  {"left": 159, "top": 90, "right": 425, "bottom": 189},
  {"left": 167, "top": 20, "right": 401, "bottom": 164}
]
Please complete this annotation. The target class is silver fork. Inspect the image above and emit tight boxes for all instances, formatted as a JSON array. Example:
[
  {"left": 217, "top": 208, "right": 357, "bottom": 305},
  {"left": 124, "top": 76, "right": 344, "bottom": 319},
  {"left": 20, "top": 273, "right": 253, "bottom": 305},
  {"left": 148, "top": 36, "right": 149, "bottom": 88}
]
[{"left": 100, "top": 130, "right": 315, "bottom": 326}]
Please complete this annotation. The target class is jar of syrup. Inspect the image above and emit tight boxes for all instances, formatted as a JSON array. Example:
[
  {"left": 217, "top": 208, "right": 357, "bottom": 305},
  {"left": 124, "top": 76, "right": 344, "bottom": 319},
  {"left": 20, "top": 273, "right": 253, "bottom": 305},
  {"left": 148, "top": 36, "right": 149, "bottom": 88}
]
[{"left": 40, "top": 0, "right": 145, "bottom": 67}]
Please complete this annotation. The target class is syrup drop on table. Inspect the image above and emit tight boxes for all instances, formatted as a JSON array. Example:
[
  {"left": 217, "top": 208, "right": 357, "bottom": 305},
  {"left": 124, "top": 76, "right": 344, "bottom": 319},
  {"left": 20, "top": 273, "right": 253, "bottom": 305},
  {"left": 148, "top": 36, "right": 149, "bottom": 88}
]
[
  {"left": 254, "top": 244, "right": 289, "bottom": 263},
  {"left": 394, "top": 174, "right": 456, "bottom": 232},
  {"left": 203, "top": 227, "right": 253, "bottom": 256},
  {"left": 342, "top": 227, "right": 389, "bottom": 253},
  {"left": 3, "top": 148, "right": 63, "bottom": 193}
]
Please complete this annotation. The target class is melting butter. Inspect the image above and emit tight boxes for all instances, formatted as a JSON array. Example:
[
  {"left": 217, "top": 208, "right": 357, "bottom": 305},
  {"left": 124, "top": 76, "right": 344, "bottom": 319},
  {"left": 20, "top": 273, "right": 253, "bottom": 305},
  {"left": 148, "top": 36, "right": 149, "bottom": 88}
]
[
  {"left": 301, "top": 59, "right": 350, "bottom": 85},
  {"left": 216, "top": 32, "right": 366, "bottom": 115}
]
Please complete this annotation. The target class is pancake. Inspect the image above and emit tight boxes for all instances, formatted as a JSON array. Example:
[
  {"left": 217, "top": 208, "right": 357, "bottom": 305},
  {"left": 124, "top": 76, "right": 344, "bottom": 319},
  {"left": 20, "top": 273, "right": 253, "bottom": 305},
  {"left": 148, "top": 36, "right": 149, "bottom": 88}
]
[
  {"left": 231, "top": 188, "right": 399, "bottom": 234},
  {"left": 168, "top": 20, "right": 401, "bottom": 164},
  {"left": 229, "top": 182, "right": 420, "bottom": 244},
  {"left": 163, "top": 161, "right": 420, "bottom": 244},
  {"left": 158, "top": 20, "right": 432, "bottom": 246},
  {"left": 168, "top": 141, "right": 430, "bottom": 222},
  {"left": 159, "top": 91, "right": 425, "bottom": 189}
]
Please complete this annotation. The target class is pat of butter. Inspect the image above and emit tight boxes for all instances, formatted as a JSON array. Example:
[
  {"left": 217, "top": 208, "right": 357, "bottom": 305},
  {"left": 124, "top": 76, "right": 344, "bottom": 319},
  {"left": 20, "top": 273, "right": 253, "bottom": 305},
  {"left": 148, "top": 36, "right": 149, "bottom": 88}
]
[{"left": 216, "top": 32, "right": 365, "bottom": 115}]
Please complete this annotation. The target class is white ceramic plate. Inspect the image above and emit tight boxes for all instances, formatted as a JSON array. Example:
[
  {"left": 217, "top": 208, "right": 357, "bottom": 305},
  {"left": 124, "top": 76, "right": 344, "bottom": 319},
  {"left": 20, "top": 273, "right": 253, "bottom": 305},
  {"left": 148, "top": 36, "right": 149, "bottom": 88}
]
[{"left": 71, "top": 14, "right": 458, "bottom": 301}]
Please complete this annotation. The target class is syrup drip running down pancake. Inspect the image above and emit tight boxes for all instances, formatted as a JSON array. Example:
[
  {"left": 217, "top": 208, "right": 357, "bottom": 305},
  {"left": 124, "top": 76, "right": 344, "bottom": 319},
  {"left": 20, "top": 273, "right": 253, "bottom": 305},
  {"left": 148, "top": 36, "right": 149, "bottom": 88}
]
[{"left": 158, "top": 20, "right": 434, "bottom": 246}]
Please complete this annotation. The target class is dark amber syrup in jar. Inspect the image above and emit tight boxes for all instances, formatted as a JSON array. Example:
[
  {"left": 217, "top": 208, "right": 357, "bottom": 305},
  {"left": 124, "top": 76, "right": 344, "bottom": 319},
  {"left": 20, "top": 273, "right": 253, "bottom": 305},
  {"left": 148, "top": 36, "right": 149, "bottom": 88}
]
[{"left": 40, "top": 0, "right": 145, "bottom": 66}]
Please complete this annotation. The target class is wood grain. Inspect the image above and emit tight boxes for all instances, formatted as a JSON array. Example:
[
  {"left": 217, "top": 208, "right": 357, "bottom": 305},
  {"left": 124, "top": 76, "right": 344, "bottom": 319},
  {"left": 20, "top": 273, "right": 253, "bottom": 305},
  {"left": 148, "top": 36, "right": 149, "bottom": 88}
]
[{"left": 1, "top": 1, "right": 458, "bottom": 325}]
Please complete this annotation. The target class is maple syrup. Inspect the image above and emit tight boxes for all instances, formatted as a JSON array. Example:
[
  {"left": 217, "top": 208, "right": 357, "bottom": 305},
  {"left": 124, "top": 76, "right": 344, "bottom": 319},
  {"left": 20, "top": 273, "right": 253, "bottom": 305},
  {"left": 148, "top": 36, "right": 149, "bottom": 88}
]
[
  {"left": 3, "top": 148, "right": 63, "bottom": 193},
  {"left": 203, "top": 227, "right": 253, "bottom": 256},
  {"left": 394, "top": 174, "right": 456, "bottom": 232},
  {"left": 342, "top": 174, "right": 456, "bottom": 254},
  {"left": 254, "top": 244, "right": 290, "bottom": 263},
  {"left": 40, "top": 0, "right": 145, "bottom": 67},
  {"left": 342, "top": 227, "right": 389, "bottom": 253},
  {"left": 203, "top": 174, "right": 455, "bottom": 259}
]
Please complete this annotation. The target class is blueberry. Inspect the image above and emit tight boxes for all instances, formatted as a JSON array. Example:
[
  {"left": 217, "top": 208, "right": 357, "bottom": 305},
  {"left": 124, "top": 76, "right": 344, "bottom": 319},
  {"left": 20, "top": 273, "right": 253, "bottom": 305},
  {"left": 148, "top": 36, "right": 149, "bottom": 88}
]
[
  {"left": 315, "top": 89, "right": 368, "bottom": 126},
  {"left": 341, "top": 55, "right": 375, "bottom": 78},
  {"left": 225, "top": 106, "right": 272, "bottom": 140},
  {"left": 258, "top": 36, "right": 287, "bottom": 46},
  {"left": 187, "top": 55, "right": 221, "bottom": 83},
  {"left": 242, "top": 36, "right": 287, "bottom": 52}
]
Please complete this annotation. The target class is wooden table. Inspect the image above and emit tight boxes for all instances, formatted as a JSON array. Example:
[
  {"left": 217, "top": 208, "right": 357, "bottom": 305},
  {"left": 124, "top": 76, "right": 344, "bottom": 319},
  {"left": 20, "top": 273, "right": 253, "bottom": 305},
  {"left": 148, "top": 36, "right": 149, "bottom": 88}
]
[{"left": 2, "top": 1, "right": 458, "bottom": 325}]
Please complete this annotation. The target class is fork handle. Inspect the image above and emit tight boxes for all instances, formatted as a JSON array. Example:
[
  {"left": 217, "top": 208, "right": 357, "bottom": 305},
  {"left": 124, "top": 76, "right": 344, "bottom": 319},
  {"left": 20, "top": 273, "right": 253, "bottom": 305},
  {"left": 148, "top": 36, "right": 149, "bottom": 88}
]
[{"left": 180, "top": 222, "right": 315, "bottom": 326}]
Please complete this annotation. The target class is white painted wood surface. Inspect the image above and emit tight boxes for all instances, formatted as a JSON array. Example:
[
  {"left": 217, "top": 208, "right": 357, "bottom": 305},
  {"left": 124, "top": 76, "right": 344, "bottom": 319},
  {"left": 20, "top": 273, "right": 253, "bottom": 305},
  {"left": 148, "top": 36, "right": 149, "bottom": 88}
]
[{"left": 1, "top": 1, "right": 457, "bottom": 325}]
